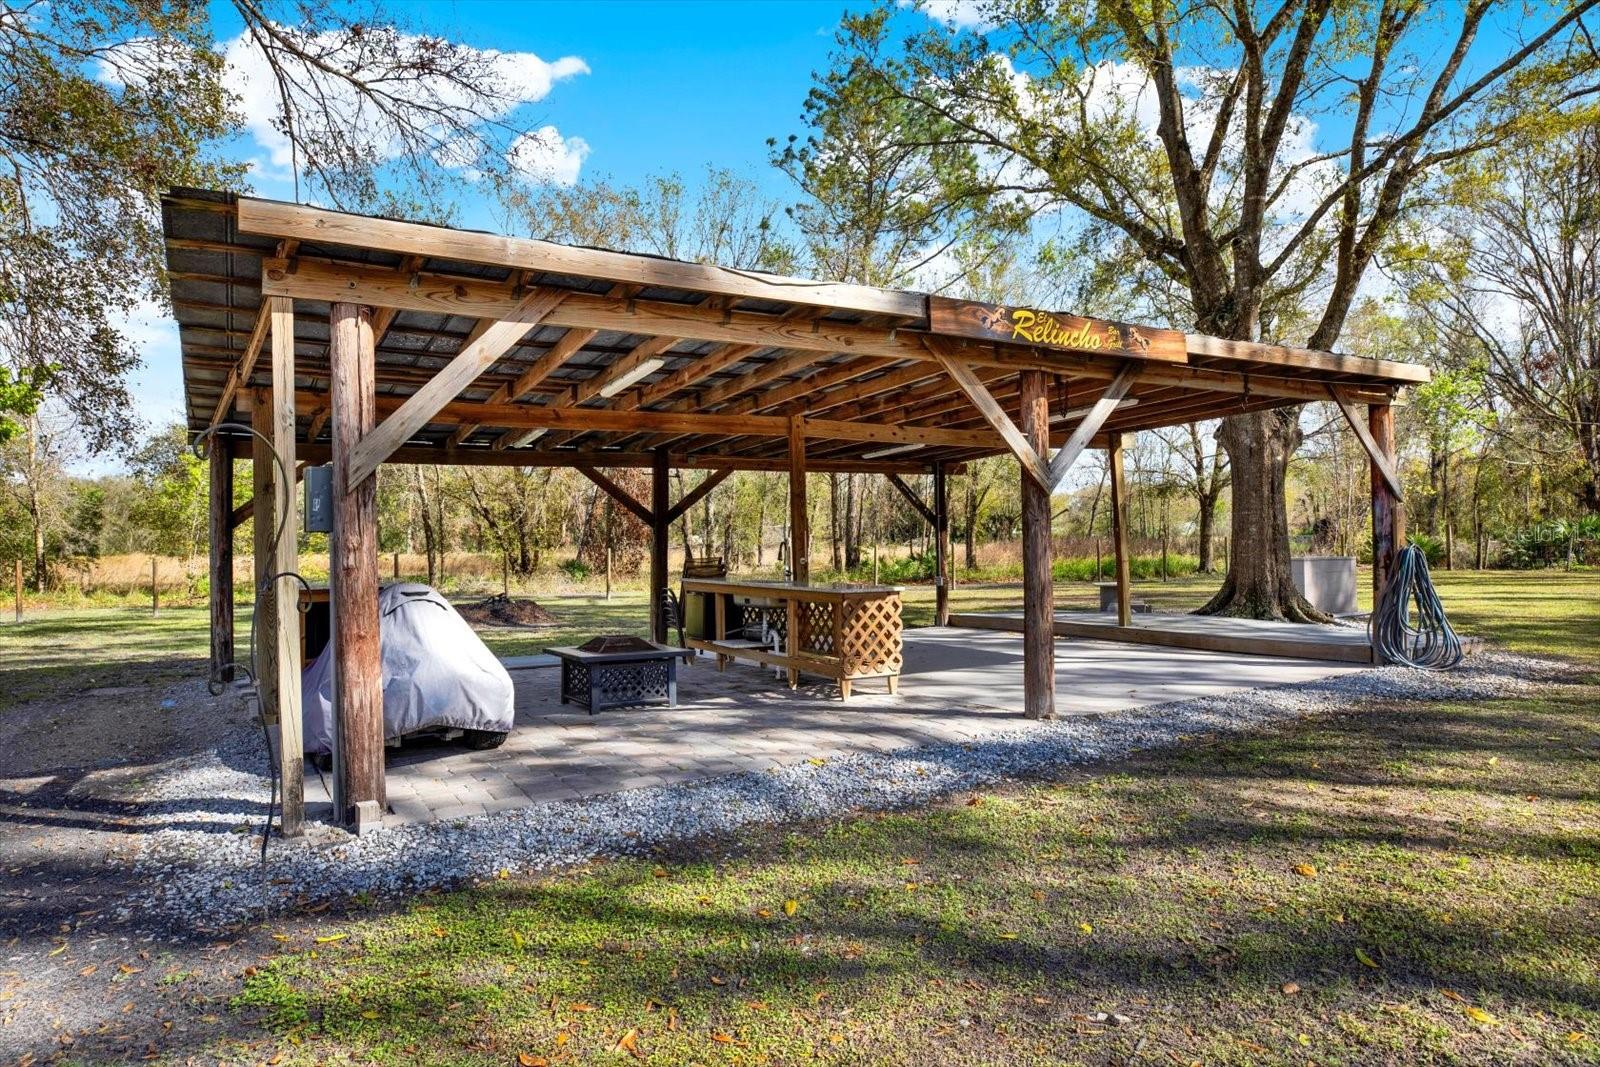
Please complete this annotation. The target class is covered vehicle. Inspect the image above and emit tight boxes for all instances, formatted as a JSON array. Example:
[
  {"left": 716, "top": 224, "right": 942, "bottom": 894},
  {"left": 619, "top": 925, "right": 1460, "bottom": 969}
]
[{"left": 302, "top": 583, "right": 515, "bottom": 756}]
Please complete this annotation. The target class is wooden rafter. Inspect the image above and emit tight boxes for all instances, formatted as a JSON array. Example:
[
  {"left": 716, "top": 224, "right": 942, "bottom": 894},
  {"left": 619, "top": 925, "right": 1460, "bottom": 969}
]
[
  {"left": 259, "top": 258, "right": 1404, "bottom": 408},
  {"left": 295, "top": 391, "right": 1007, "bottom": 449},
  {"left": 344, "top": 288, "right": 567, "bottom": 488},
  {"left": 208, "top": 303, "right": 271, "bottom": 427}
]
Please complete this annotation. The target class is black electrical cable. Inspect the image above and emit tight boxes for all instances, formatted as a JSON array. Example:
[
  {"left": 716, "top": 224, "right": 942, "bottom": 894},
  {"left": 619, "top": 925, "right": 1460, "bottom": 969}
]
[
  {"left": 191, "top": 423, "right": 309, "bottom": 917},
  {"left": 1369, "top": 543, "right": 1463, "bottom": 670}
]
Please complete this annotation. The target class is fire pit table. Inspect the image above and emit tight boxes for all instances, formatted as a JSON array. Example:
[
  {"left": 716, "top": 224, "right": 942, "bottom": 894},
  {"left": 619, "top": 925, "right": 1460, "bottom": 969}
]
[{"left": 547, "top": 636, "right": 694, "bottom": 713}]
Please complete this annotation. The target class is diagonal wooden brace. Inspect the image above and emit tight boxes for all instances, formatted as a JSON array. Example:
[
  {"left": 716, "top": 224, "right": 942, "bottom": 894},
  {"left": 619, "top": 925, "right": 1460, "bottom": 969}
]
[
  {"left": 1046, "top": 363, "right": 1140, "bottom": 490},
  {"left": 925, "top": 337, "right": 1055, "bottom": 491},
  {"left": 344, "top": 287, "right": 568, "bottom": 488},
  {"left": 1327, "top": 384, "right": 1404, "bottom": 501}
]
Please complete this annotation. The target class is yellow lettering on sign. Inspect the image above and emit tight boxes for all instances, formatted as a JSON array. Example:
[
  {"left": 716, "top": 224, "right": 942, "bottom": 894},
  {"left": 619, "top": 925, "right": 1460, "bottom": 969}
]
[{"left": 1009, "top": 308, "right": 1111, "bottom": 350}]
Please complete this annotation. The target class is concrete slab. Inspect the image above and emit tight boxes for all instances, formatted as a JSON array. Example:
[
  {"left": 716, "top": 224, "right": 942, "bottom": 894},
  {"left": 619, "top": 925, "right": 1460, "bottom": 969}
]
[
  {"left": 950, "top": 609, "right": 1378, "bottom": 663},
  {"left": 302, "top": 625, "right": 1370, "bottom": 827}
]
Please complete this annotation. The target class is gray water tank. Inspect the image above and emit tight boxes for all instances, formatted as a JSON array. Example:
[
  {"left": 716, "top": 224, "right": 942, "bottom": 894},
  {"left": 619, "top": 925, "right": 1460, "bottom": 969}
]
[{"left": 1291, "top": 555, "right": 1357, "bottom": 615}]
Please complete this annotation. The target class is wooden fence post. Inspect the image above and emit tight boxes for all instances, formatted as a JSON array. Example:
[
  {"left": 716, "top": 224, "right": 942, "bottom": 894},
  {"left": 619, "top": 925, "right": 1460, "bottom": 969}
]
[
  {"left": 151, "top": 557, "right": 159, "bottom": 616},
  {"left": 13, "top": 559, "right": 20, "bottom": 623}
]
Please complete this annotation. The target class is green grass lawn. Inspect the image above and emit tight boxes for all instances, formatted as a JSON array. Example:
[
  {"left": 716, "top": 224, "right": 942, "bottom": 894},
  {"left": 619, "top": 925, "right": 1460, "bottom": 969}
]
[
  {"left": 4, "top": 569, "right": 1597, "bottom": 712},
  {"left": 5, "top": 570, "right": 1598, "bottom": 1063},
  {"left": 229, "top": 681, "right": 1600, "bottom": 1066}
]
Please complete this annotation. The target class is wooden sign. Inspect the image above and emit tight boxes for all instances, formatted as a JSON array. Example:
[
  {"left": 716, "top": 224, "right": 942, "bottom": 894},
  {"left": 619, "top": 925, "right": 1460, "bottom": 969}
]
[{"left": 927, "top": 296, "right": 1188, "bottom": 364}]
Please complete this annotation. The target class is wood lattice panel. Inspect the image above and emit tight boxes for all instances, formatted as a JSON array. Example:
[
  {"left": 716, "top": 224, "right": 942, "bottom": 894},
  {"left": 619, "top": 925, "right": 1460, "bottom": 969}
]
[
  {"left": 840, "top": 596, "right": 903, "bottom": 677},
  {"left": 797, "top": 601, "right": 836, "bottom": 656}
]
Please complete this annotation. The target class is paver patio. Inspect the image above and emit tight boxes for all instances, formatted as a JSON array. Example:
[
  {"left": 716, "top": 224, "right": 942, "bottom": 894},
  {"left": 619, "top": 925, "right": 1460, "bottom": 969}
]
[{"left": 301, "top": 622, "right": 1369, "bottom": 827}]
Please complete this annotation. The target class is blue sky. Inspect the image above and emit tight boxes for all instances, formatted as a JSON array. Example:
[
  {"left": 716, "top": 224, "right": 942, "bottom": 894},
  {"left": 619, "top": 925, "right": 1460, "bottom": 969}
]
[
  {"left": 220, "top": 0, "right": 851, "bottom": 219},
  {"left": 110, "top": 1, "right": 855, "bottom": 469},
  {"left": 107, "top": 0, "right": 1568, "bottom": 473}
]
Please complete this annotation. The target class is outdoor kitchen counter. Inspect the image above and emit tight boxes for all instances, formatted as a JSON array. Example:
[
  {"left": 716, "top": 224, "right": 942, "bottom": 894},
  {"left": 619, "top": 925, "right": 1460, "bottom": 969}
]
[{"left": 681, "top": 578, "right": 904, "bottom": 699}]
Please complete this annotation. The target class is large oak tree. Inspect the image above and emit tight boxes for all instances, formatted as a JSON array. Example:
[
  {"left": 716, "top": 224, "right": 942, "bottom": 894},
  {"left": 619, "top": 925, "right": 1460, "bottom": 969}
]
[{"left": 788, "top": 0, "right": 1598, "bottom": 619}]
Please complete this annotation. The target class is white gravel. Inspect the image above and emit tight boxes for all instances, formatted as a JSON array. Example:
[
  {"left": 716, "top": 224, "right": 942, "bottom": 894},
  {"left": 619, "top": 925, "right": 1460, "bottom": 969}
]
[{"left": 127, "top": 651, "right": 1575, "bottom": 932}]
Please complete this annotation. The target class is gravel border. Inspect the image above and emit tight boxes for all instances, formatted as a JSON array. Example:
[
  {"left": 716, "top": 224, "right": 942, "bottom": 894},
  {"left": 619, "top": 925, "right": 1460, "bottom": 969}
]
[{"left": 128, "top": 652, "right": 1576, "bottom": 932}]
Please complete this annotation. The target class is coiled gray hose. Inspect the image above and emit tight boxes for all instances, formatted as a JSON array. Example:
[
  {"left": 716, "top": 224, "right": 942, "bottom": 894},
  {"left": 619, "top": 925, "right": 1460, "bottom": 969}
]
[{"left": 1369, "top": 544, "right": 1462, "bottom": 670}]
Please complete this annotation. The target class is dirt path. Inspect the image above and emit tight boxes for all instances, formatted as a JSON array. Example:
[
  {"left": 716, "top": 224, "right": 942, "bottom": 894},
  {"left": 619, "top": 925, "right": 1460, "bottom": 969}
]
[{"left": 0, "top": 664, "right": 268, "bottom": 1063}]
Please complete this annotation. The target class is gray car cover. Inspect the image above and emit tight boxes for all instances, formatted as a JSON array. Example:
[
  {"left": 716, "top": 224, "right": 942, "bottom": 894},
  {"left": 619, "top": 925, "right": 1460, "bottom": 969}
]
[{"left": 301, "top": 583, "right": 515, "bottom": 755}]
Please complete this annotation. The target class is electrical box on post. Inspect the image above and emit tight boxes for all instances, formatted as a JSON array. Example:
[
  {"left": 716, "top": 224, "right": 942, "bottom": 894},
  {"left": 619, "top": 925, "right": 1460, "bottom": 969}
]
[{"left": 304, "top": 464, "right": 334, "bottom": 533}]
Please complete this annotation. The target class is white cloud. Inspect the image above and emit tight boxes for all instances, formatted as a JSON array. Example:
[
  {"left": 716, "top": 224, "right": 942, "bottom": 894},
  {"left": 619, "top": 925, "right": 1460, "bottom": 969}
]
[
  {"left": 899, "top": 0, "right": 995, "bottom": 31},
  {"left": 506, "top": 126, "right": 591, "bottom": 186},
  {"left": 218, "top": 27, "right": 589, "bottom": 176}
]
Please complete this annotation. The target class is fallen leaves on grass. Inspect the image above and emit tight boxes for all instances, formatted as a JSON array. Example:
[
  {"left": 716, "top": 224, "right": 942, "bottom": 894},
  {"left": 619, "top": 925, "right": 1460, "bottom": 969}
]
[
  {"left": 1079, "top": 922, "right": 1095, "bottom": 935},
  {"left": 783, "top": 898, "right": 799, "bottom": 916},
  {"left": 313, "top": 933, "right": 347, "bottom": 944},
  {"left": 1293, "top": 863, "right": 1318, "bottom": 878},
  {"left": 612, "top": 1028, "right": 642, "bottom": 1059},
  {"left": 1354, "top": 948, "right": 1381, "bottom": 969},
  {"left": 1464, "top": 1006, "right": 1498, "bottom": 1026},
  {"left": 516, "top": 1054, "right": 548, "bottom": 1067},
  {"left": 1280, "top": 982, "right": 1300, "bottom": 996},
  {"left": 568, "top": 1002, "right": 596, "bottom": 1013}
]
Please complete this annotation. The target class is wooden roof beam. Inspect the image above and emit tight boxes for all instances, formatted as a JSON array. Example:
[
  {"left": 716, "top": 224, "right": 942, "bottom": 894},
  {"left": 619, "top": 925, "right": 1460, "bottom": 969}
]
[
  {"left": 239, "top": 195, "right": 927, "bottom": 319},
  {"left": 261, "top": 257, "right": 1404, "bottom": 405},
  {"left": 296, "top": 391, "right": 1007, "bottom": 450},
  {"left": 273, "top": 440, "right": 949, "bottom": 474}
]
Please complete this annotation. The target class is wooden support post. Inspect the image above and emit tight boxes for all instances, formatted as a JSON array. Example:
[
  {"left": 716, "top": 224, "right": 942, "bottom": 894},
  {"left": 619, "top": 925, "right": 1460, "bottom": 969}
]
[
  {"left": 788, "top": 416, "right": 809, "bottom": 584},
  {"left": 330, "top": 300, "right": 382, "bottom": 830},
  {"left": 270, "top": 298, "right": 305, "bottom": 835},
  {"left": 151, "top": 557, "right": 159, "bottom": 616},
  {"left": 393, "top": 552, "right": 400, "bottom": 581},
  {"left": 933, "top": 462, "right": 950, "bottom": 626},
  {"left": 1108, "top": 434, "right": 1133, "bottom": 627},
  {"left": 1369, "top": 402, "right": 1405, "bottom": 605},
  {"left": 251, "top": 388, "right": 279, "bottom": 724},
  {"left": 208, "top": 435, "right": 235, "bottom": 682},
  {"left": 1018, "top": 370, "right": 1055, "bottom": 720},
  {"left": 650, "top": 449, "right": 669, "bottom": 643},
  {"left": 14, "top": 558, "right": 22, "bottom": 622}
]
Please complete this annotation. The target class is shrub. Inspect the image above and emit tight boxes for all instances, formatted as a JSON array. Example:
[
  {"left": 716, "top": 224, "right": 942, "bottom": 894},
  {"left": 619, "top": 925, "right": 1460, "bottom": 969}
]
[
  {"left": 1407, "top": 532, "right": 1446, "bottom": 566},
  {"left": 1499, "top": 519, "right": 1599, "bottom": 568}
]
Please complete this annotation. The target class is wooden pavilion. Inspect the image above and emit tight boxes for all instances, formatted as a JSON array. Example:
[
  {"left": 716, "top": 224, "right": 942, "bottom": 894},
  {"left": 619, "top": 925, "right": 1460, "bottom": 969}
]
[{"left": 162, "top": 189, "right": 1427, "bottom": 833}]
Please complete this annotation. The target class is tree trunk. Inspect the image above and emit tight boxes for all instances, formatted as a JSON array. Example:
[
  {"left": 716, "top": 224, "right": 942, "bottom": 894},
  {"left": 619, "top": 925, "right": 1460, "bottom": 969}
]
[
  {"left": 843, "top": 474, "right": 860, "bottom": 569},
  {"left": 412, "top": 466, "right": 437, "bottom": 585},
  {"left": 755, "top": 486, "right": 767, "bottom": 567},
  {"left": 1199, "top": 409, "right": 1331, "bottom": 622},
  {"left": 963, "top": 478, "right": 978, "bottom": 569},
  {"left": 828, "top": 473, "right": 843, "bottom": 570},
  {"left": 1196, "top": 489, "right": 1217, "bottom": 573}
]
